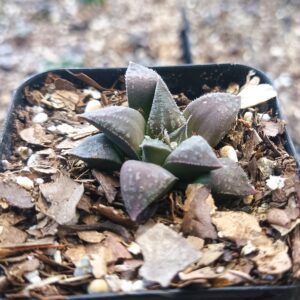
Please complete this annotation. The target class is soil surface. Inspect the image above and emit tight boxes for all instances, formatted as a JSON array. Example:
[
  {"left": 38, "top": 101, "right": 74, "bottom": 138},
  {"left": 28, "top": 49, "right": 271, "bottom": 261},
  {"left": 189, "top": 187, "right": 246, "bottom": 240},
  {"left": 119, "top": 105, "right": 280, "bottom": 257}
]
[{"left": 0, "top": 0, "right": 300, "bottom": 153}]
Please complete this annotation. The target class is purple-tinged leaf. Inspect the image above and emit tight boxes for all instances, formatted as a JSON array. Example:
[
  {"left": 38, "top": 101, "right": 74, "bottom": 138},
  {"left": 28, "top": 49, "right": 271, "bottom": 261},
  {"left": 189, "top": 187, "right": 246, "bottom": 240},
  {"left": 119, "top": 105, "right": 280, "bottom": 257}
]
[
  {"left": 183, "top": 93, "right": 241, "bottom": 147},
  {"left": 164, "top": 136, "right": 222, "bottom": 179},
  {"left": 146, "top": 77, "right": 186, "bottom": 139},
  {"left": 210, "top": 158, "right": 256, "bottom": 197},
  {"left": 120, "top": 160, "right": 177, "bottom": 222},
  {"left": 125, "top": 62, "right": 158, "bottom": 119},
  {"left": 79, "top": 106, "right": 145, "bottom": 159},
  {"left": 69, "top": 133, "right": 122, "bottom": 171}
]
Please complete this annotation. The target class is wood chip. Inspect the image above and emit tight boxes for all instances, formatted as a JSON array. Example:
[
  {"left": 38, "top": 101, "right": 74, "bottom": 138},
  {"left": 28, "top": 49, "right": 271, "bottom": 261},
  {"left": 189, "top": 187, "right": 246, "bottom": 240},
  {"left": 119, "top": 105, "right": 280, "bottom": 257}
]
[
  {"left": 39, "top": 174, "right": 84, "bottom": 225},
  {"left": 0, "top": 181, "right": 34, "bottom": 208}
]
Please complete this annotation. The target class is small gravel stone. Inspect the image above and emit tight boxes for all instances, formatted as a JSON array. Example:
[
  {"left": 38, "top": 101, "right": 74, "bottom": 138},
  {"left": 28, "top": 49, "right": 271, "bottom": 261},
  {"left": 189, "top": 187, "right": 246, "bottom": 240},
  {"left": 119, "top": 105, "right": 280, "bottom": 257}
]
[
  {"left": 219, "top": 145, "right": 238, "bottom": 162},
  {"left": 266, "top": 176, "right": 285, "bottom": 190},
  {"left": 16, "top": 176, "right": 34, "bottom": 190},
  {"left": 88, "top": 279, "right": 110, "bottom": 294},
  {"left": 32, "top": 112, "right": 48, "bottom": 124},
  {"left": 243, "top": 111, "right": 253, "bottom": 123},
  {"left": 17, "top": 146, "right": 32, "bottom": 160},
  {"left": 85, "top": 99, "right": 102, "bottom": 112}
]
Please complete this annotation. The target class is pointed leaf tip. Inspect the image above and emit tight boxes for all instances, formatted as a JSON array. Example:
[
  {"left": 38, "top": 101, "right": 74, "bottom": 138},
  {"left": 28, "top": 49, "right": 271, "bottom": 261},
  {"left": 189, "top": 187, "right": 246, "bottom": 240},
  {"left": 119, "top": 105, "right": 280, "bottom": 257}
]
[
  {"left": 164, "top": 136, "right": 221, "bottom": 179},
  {"left": 210, "top": 158, "right": 256, "bottom": 197},
  {"left": 183, "top": 93, "right": 241, "bottom": 147},
  {"left": 120, "top": 160, "right": 177, "bottom": 222},
  {"left": 146, "top": 77, "right": 186, "bottom": 139},
  {"left": 79, "top": 106, "right": 145, "bottom": 159},
  {"left": 126, "top": 62, "right": 159, "bottom": 119},
  {"left": 69, "top": 133, "right": 122, "bottom": 171}
]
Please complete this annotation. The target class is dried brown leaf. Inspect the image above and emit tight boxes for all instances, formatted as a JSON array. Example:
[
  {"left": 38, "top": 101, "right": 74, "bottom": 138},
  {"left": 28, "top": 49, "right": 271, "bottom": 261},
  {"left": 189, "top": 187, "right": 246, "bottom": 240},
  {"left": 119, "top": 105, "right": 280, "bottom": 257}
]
[
  {"left": 186, "top": 236, "right": 205, "bottom": 250},
  {"left": 239, "top": 83, "right": 277, "bottom": 109},
  {"left": 261, "top": 120, "right": 285, "bottom": 137},
  {"left": 212, "top": 211, "right": 262, "bottom": 246},
  {"left": 92, "top": 170, "right": 119, "bottom": 204},
  {"left": 93, "top": 204, "right": 135, "bottom": 228},
  {"left": 103, "top": 233, "right": 132, "bottom": 262},
  {"left": 0, "top": 212, "right": 25, "bottom": 226},
  {"left": 181, "top": 184, "right": 217, "bottom": 239},
  {"left": 252, "top": 239, "right": 291, "bottom": 274},
  {"left": 0, "top": 225, "right": 27, "bottom": 245},
  {"left": 197, "top": 243, "right": 224, "bottom": 266},
  {"left": 136, "top": 223, "right": 201, "bottom": 287},
  {"left": 9, "top": 258, "right": 40, "bottom": 280},
  {"left": 292, "top": 226, "right": 300, "bottom": 278},
  {"left": 19, "top": 124, "right": 52, "bottom": 146},
  {"left": 78, "top": 231, "right": 105, "bottom": 244}
]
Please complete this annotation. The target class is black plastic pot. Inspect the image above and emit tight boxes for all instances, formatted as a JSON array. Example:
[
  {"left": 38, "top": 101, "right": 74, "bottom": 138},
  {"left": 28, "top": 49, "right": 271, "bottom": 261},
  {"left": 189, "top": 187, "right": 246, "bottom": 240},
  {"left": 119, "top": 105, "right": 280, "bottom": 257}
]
[{"left": 0, "top": 64, "right": 299, "bottom": 299}]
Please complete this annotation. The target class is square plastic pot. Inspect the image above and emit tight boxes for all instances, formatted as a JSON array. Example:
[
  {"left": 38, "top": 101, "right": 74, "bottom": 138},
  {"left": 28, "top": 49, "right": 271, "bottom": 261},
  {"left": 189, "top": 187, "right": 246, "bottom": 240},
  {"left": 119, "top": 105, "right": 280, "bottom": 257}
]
[{"left": 0, "top": 64, "right": 299, "bottom": 300}]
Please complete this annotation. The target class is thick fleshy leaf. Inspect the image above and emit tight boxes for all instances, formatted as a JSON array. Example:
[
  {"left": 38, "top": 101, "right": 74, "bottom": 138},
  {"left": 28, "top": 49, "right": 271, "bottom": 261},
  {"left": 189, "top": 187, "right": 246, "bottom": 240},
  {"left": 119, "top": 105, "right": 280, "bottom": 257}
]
[
  {"left": 210, "top": 158, "right": 256, "bottom": 197},
  {"left": 146, "top": 77, "right": 186, "bottom": 138},
  {"left": 79, "top": 106, "right": 145, "bottom": 159},
  {"left": 120, "top": 160, "right": 177, "bottom": 222},
  {"left": 69, "top": 133, "right": 122, "bottom": 171},
  {"left": 163, "top": 136, "right": 222, "bottom": 179},
  {"left": 140, "top": 136, "right": 172, "bottom": 165},
  {"left": 125, "top": 62, "right": 158, "bottom": 119},
  {"left": 183, "top": 93, "right": 241, "bottom": 147},
  {"left": 169, "top": 116, "right": 192, "bottom": 144}
]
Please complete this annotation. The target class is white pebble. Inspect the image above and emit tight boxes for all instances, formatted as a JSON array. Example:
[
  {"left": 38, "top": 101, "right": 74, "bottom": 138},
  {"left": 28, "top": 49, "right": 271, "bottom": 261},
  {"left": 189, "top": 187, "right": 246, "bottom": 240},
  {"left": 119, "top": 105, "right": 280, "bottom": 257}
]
[
  {"left": 47, "top": 125, "right": 57, "bottom": 132},
  {"left": 35, "top": 178, "right": 44, "bottom": 185},
  {"left": 24, "top": 270, "right": 42, "bottom": 284},
  {"left": 54, "top": 250, "right": 62, "bottom": 264},
  {"left": 128, "top": 242, "right": 141, "bottom": 255},
  {"left": 258, "top": 113, "right": 271, "bottom": 121},
  {"left": 243, "top": 111, "right": 253, "bottom": 123},
  {"left": 32, "top": 106, "right": 44, "bottom": 114},
  {"left": 74, "top": 256, "right": 92, "bottom": 277},
  {"left": 216, "top": 266, "right": 225, "bottom": 273},
  {"left": 241, "top": 241, "right": 257, "bottom": 256},
  {"left": 266, "top": 176, "right": 285, "bottom": 190},
  {"left": 56, "top": 123, "right": 76, "bottom": 135},
  {"left": 1, "top": 160, "right": 12, "bottom": 170},
  {"left": 16, "top": 176, "right": 34, "bottom": 190},
  {"left": 17, "top": 146, "right": 32, "bottom": 160},
  {"left": 170, "top": 142, "right": 178, "bottom": 150},
  {"left": 219, "top": 145, "right": 238, "bottom": 162},
  {"left": 88, "top": 279, "right": 110, "bottom": 294},
  {"left": 85, "top": 100, "right": 102, "bottom": 113},
  {"left": 32, "top": 112, "right": 48, "bottom": 124},
  {"left": 83, "top": 88, "right": 101, "bottom": 100},
  {"left": 131, "top": 280, "right": 144, "bottom": 291}
]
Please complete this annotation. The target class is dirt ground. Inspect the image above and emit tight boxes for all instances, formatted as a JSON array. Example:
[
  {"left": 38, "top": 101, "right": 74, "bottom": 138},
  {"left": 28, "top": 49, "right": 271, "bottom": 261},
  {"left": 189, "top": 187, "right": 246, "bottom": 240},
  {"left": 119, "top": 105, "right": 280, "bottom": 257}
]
[{"left": 1, "top": 0, "right": 300, "bottom": 152}]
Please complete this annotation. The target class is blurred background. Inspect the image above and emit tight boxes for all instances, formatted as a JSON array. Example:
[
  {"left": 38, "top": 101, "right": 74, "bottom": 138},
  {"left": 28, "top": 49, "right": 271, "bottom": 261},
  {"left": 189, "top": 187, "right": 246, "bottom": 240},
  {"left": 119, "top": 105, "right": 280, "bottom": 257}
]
[{"left": 0, "top": 0, "right": 300, "bottom": 151}]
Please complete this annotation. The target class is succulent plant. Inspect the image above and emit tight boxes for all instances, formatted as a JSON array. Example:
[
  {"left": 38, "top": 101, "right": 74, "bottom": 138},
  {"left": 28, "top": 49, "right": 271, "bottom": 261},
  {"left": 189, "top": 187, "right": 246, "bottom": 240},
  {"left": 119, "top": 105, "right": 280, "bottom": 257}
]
[{"left": 71, "top": 62, "right": 254, "bottom": 222}]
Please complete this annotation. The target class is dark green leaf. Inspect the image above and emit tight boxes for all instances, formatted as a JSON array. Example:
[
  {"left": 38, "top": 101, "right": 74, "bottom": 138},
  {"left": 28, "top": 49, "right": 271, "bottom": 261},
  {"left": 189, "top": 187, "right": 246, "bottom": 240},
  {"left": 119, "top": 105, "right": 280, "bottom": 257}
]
[
  {"left": 140, "top": 136, "right": 172, "bottom": 165},
  {"left": 69, "top": 133, "right": 123, "bottom": 171},
  {"left": 146, "top": 77, "right": 185, "bottom": 138},
  {"left": 183, "top": 93, "right": 241, "bottom": 147},
  {"left": 79, "top": 106, "right": 145, "bottom": 159},
  {"left": 164, "top": 136, "right": 222, "bottom": 179},
  {"left": 169, "top": 116, "right": 192, "bottom": 144},
  {"left": 120, "top": 160, "right": 177, "bottom": 222}
]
